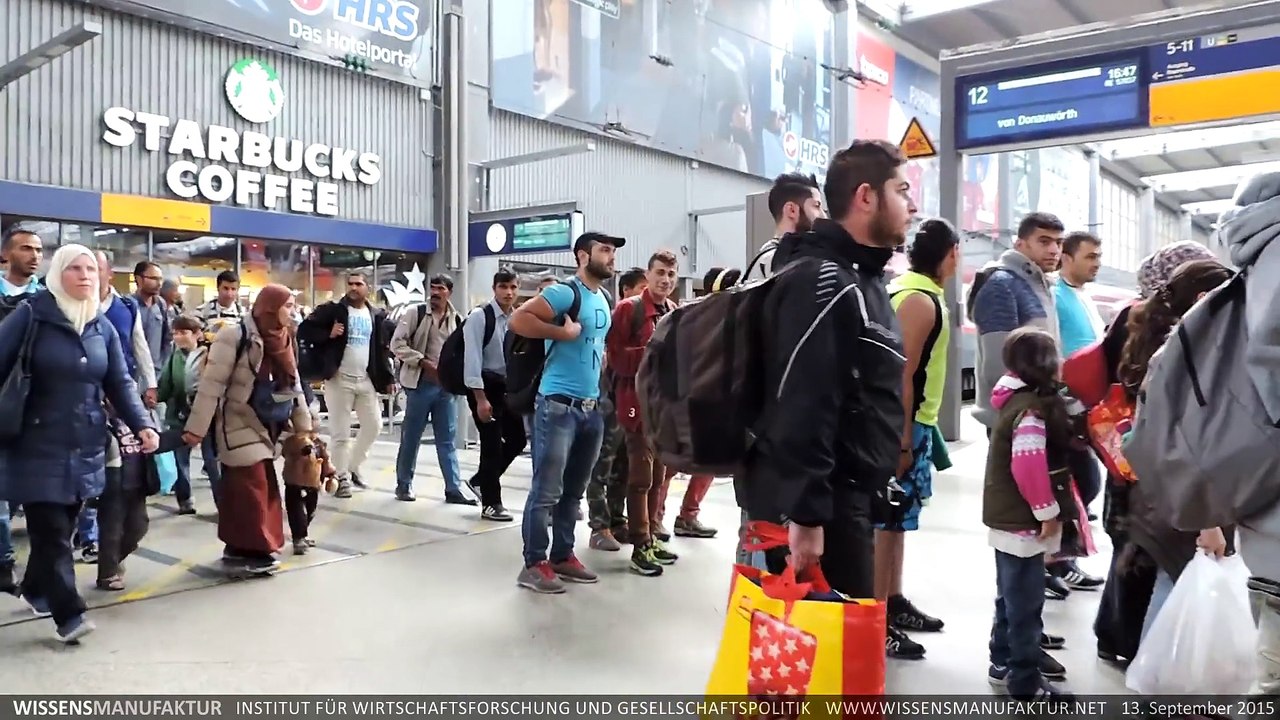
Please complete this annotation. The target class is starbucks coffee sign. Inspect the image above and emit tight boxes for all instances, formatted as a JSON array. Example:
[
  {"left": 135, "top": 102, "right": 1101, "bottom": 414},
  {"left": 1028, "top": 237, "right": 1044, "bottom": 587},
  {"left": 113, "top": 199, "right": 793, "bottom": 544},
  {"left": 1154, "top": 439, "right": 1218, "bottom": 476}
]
[{"left": 100, "top": 59, "right": 381, "bottom": 217}]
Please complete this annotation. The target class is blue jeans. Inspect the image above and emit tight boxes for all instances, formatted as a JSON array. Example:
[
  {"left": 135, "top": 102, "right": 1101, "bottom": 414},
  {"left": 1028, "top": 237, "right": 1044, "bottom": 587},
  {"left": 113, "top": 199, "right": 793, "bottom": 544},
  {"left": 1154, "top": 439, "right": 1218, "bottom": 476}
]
[
  {"left": 0, "top": 502, "right": 13, "bottom": 570},
  {"left": 991, "top": 550, "right": 1047, "bottom": 697},
  {"left": 521, "top": 395, "right": 604, "bottom": 567},
  {"left": 173, "top": 445, "right": 192, "bottom": 504},
  {"left": 76, "top": 505, "right": 98, "bottom": 548},
  {"left": 1141, "top": 567, "right": 1175, "bottom": 642},
  {"left": 396, "top": 381, "right": 462, "bottom": 494}
]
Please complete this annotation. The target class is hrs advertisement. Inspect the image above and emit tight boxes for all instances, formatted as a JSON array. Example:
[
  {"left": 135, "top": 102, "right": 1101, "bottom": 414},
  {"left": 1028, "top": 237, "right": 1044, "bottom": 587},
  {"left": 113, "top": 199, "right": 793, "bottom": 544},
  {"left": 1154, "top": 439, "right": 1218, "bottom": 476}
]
[
  {"left": 491, "top": 0, "right": 836, "bottom": 182},
  {"left": 97, "top": 0, "right": 434, "bottom": 85}
]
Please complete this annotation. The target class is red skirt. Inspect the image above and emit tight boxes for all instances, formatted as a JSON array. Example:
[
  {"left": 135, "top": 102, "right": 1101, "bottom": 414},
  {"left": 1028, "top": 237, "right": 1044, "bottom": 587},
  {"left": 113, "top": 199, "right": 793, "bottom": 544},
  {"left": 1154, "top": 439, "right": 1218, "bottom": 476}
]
[{"left": 218, "top": 461, "right": 285, "bottom": 555}]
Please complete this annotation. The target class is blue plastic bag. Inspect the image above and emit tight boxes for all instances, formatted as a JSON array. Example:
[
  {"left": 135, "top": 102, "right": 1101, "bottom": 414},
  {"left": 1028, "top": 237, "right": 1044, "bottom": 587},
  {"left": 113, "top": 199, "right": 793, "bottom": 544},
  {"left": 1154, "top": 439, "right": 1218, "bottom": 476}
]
[{"left": 154, "top": 452, "right": 178, "bottom": 495}]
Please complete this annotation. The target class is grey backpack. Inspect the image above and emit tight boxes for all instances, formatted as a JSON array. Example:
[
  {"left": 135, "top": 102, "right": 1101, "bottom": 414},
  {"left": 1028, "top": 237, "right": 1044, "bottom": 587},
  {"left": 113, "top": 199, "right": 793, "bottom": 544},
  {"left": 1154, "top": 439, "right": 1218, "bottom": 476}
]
[{"left": 1123, "top": 271, "right": 1280, "bottom": 531}]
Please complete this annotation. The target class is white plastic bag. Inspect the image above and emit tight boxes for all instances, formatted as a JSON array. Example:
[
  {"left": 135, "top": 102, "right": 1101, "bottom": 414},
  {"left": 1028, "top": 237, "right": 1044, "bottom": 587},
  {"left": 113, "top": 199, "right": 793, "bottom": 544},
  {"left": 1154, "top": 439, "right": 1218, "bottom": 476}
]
[{"left": 1126, "top": 552, "right": 1258, "bottom": 694}]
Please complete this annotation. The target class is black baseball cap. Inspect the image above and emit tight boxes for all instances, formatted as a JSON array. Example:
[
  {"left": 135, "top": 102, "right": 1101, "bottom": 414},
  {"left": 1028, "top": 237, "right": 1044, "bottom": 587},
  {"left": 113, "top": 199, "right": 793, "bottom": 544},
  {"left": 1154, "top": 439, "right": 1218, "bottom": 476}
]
[{"left": 573, "top": 231, "right": 626, "bottom": 254}]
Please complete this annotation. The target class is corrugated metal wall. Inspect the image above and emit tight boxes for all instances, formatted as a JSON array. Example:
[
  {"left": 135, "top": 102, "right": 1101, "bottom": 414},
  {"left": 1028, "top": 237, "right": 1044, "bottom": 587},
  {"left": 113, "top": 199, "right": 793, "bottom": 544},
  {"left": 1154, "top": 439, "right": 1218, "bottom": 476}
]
[
  {"left": 2, "top": 0, "right": 433, "bottom": 228},
  {"left": 487, "top": 110, "right": 768, "bottom": 275}
]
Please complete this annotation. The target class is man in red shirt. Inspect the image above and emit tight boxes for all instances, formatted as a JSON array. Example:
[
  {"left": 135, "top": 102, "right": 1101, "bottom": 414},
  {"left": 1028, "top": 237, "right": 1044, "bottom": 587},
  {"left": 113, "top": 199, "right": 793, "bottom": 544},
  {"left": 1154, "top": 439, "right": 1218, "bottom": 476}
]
[{"left": 606, "top": 250, "right": 681, "bottom": 576}]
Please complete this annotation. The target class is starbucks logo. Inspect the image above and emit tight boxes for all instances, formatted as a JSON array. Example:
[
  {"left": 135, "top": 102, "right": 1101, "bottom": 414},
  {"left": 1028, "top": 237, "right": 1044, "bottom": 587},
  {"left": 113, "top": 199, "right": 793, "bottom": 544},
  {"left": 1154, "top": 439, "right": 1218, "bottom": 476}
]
[{"left": 225, "top": 59, "right": 284, "bottom": 124}]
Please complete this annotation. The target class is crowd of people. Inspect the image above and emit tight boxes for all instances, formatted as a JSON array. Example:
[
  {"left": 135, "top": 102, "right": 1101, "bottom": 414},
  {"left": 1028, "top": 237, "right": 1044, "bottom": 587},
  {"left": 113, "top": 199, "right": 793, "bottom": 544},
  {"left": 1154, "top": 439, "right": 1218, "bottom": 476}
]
[{"left": 0, "top": 138, "right": 1275, "bottom": 701}]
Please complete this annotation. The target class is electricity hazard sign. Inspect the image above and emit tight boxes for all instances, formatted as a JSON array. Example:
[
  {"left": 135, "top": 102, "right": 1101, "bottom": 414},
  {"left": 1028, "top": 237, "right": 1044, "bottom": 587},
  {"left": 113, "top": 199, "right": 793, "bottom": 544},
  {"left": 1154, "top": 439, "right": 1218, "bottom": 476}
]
[{"left": 899, "top": 117, "right": 938, "bottom": 160}]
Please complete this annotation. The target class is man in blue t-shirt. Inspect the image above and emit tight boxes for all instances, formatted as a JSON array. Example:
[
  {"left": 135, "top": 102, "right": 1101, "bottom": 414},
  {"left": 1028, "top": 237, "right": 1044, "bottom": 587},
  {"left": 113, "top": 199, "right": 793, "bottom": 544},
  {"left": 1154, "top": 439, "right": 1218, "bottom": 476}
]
[{"left": 509, "top": 231, "right": 623, "bottom": 594}]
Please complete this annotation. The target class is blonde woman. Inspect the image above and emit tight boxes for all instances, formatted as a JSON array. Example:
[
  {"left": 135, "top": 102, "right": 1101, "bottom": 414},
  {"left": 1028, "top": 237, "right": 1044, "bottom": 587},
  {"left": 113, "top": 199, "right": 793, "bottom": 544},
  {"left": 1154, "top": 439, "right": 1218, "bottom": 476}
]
[{"left": 0, "top": 243, "right": 156, "bottom": 643}]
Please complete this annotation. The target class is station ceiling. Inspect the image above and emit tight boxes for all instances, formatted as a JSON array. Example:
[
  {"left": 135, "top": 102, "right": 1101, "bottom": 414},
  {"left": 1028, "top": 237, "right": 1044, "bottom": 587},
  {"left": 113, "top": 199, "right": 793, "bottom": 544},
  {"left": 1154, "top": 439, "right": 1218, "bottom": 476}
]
[{"left": 870, "top": 0, "right": 1277, "bottom": 227}]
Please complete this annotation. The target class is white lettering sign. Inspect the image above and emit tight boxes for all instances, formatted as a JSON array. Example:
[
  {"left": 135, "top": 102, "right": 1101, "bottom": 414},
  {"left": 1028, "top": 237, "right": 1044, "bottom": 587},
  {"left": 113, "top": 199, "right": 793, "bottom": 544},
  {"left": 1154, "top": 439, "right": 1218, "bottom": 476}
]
[{"left": 101, "top": 106, "right": 381, "bottom": 217}]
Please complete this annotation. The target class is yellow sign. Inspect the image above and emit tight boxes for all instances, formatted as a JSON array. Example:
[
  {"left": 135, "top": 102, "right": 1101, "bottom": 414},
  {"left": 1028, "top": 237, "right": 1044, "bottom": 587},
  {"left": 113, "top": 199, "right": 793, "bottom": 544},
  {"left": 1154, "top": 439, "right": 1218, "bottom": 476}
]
[
  {"left": 100, "top": 194, "right": 211, "bottom": 232},
  {"left": 898, "top": 117, "right": 938, "bottom": 160},
  {"left": 1149, "top": 68, "right": 1280, "bottom": 128}
]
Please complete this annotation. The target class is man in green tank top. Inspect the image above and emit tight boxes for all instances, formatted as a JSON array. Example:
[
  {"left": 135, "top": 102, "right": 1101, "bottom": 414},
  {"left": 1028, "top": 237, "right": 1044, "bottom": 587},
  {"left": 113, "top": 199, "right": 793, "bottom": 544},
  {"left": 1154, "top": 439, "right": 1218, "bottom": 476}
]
[{"left": 877, "top": 219, "right": 959, "bottom": 660}]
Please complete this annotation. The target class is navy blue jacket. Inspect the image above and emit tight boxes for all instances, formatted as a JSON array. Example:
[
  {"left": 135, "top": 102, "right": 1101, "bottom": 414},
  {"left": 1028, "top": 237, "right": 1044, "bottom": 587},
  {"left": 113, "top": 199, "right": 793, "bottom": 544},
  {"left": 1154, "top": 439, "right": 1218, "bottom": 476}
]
[{"left": 0, "top": 291, "right": 154, "bottom": 505}]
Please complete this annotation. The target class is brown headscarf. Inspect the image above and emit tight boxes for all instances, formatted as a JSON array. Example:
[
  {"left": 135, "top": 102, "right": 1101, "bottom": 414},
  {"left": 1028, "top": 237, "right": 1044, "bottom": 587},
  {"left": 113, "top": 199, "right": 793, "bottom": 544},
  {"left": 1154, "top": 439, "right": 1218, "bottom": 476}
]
[{"left": 252, "top": 284, "right": 298, "bottom": 389}]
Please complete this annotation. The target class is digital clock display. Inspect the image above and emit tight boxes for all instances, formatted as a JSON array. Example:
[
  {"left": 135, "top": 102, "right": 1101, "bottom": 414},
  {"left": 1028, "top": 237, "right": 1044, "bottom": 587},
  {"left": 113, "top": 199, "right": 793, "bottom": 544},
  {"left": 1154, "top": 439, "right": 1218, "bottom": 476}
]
[{"left": 956, "top": 52, "right": 1149, "bottom": 150}]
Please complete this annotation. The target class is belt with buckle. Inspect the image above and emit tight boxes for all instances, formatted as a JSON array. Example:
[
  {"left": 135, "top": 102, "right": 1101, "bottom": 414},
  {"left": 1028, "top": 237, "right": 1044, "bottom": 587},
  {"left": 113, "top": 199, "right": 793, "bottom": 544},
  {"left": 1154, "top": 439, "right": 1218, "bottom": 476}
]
[{"left": 546, "top": 394, "right": 598, "bottom": 412}]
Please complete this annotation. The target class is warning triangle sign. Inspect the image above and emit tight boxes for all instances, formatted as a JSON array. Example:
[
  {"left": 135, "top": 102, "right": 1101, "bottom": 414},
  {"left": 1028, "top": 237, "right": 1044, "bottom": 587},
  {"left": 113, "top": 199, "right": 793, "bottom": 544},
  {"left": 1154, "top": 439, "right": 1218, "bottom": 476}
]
[{"left": 899, "top": 117, "right": 938, "bottom": 160}]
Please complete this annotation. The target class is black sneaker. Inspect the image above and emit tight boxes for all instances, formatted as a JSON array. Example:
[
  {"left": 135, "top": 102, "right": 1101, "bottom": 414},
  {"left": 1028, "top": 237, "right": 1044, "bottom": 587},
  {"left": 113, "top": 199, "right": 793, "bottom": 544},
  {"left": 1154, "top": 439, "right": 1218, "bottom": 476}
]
[
  {"left": 886, "top": 627, "right": 925, "bottom": 659},
  {"left": 482, "top": 505, "right": 513, "bottom": 522},
  {"left": 1012, "top": 679, "right": 1075, "bottom": 702},
  {"left": 350, "top": 473, "right": 368, "bottom": 489},
  {"left": 177, "top": 501, "right": 196, "bottom": 515},
  {"left": 1044, "top": 571, "right": 1071, "bottom": 600},
  {"left": 1097, "top": 648, "right": 1130, "bottom": 667},
  {"left": 1040, "top": 632, "right": 1066, "bottom": 650},
  {"left": 1039, "top": 650, "right": 1067, "bottom": 681},
  {"left": 630, "top": 544, "right": 664, "bottom": 577},
  {"left": 395, "top": 489, "right": 416, "bottom": 502},
  {"left": 79, "top": 544, "right": 98, "bottom": 565},
  {"left": 988, "top": 663, "right": 1010, "bottom": 688},
  {"left": 888, "top": 595, "right": 944, "bottom": 632},
  {"left": 1050, "top": 560, "right": 1104, "bottom": 590}
]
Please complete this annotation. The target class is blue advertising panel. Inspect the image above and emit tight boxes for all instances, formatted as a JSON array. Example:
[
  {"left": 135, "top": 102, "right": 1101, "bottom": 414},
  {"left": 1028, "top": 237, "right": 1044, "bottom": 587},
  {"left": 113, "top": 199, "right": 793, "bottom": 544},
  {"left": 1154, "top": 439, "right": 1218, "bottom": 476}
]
[
  {"left": 955, "top": 51, "right": 1148, "bottom": 150},
  {"left": 469, "top": 211, "right": 584, "bottom": 258}
]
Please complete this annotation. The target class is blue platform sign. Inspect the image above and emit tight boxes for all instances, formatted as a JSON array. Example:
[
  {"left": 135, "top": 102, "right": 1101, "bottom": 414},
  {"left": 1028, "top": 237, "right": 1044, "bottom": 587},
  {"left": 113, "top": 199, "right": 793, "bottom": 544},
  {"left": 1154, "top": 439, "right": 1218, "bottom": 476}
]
[
  {"left": 955, "top": 51, "right": 1148, "bottom": 150},
  {"left": 468, "top": 211, "right": 584, "bottom": 258}
]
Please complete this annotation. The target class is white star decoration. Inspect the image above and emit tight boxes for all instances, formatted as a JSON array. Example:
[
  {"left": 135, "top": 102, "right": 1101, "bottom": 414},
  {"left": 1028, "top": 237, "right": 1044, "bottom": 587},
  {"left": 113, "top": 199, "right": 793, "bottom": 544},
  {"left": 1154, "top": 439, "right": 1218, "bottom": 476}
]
[
  {"left": 767, "top": 642, "right": 781, "bottom": 659},
  {"left": 382, "top": 263, "right": 428, "bottom": 318},
  {"left": 750, "top": 646, "right": 764, "bottom": 662},
  {"left": 783, "top": 637, "right": 798, "bottom": 654},
  {"left": 795, "top": 658, "right": 810, "bottom": 673},
  {"left": 777, "top": 663, "right": 792, "bottom": 678},
  {"left": 755, "top": 623, "right": 771, "bottom": 640}
]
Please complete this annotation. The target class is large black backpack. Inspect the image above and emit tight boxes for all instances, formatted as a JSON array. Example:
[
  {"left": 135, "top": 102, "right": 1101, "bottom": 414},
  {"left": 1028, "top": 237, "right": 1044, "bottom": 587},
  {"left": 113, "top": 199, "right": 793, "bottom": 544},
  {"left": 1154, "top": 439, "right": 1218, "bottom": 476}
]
[
  {"left": 438, "top": 304, "right": 497, "bottom": 396},
  {"left": 504, "top": 281, "right": 582, "bottom": 414},
  {"left": 0, "top": 293, "right": 33, "bottom": 324}
]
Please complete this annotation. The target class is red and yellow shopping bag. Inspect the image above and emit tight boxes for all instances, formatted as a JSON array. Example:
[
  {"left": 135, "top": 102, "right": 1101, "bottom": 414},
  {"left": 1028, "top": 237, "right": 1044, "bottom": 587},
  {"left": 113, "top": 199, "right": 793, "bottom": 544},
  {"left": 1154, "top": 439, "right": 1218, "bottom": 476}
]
[{"left": 708, "top": 521, "right": 886, "bottom": 708}]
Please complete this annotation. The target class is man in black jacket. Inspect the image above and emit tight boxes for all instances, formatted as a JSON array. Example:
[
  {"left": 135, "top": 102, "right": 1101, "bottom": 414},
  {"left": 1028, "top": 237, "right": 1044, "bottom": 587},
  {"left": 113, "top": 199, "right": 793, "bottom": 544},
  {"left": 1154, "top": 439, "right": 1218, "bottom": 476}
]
[
  {"left": 738, "top": 139, "right": 917, "bottom": 599},
  {"left": 298, "top": 272, "right": 396, "bottom": 498}
]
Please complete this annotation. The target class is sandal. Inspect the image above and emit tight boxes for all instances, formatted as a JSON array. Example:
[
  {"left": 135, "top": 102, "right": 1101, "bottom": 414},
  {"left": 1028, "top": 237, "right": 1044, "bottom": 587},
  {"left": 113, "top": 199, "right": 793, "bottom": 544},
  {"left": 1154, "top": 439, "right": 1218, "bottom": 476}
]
[{"left": 96, "top": 575, "right": 125, "bottom": 592}]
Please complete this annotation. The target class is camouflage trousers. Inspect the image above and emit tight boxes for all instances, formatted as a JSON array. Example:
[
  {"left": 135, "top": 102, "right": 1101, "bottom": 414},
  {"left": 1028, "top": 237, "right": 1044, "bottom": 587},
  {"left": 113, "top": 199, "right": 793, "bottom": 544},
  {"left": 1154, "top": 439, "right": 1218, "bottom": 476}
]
[{"left": 586, "top": 402, "right": 628, "bottom": 532}]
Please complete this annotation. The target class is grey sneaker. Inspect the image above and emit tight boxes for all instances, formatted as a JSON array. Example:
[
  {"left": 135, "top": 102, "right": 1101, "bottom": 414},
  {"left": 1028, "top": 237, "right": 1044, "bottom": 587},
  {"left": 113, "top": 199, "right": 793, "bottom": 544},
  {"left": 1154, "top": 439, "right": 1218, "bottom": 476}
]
[
  {"left": 653, "top": 523, "right": 672, "bottom": 542},
  {"left": 551, "top": 555, "right": 598, "bottom": 584},
  {"left": 517, "top": 562, "right": 566, "bottom": 594},
  {"left": 674, "top": 517, "right": 718, "bottom": 538},
  {"left": 589, "top": 529, "right": 622, "bottom": 551},
  {"left": 292, "top": 540, "right": 309, "bottom": 555},
  {"left": 334, "top": 478, "right": 353, "bottom": 499}
]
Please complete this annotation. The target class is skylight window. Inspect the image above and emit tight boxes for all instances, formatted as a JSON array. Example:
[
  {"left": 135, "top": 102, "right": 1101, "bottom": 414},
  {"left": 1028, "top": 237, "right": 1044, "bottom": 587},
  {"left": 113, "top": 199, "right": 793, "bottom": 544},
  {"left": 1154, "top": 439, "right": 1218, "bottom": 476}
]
[{"left": 1143, "top": 160, "right": 1280, "bottom": 194}]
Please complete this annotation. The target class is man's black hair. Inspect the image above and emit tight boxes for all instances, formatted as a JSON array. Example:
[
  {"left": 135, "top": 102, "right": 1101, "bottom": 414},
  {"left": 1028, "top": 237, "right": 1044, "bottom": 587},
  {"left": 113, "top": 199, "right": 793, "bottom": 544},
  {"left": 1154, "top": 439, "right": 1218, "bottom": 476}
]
[
  {"left": 618, "top": 267, "right": 646, "bottom": 293},
  {"left": 1017, "top": 212, "right": 1065, "bottom": 240},
  {"left": 1062, "top": 231, "right": 1101, "bottom": 257},
  {"left": 825, "top": 140, "right": 906, "bottom": 221},
  {"left": 767, "top": 172, "right": 821, "bottom": 221},
  {"left": 430, "top": 273, "right": 454, "bottom": 291},
  {"left": 907, "top": 219, "right": 960, "bottom": 277},
  {"left": 493, "top": 269, "right": 517, "bottom": 286},
  {"left": 133, "top": 261, "right": 161, "bottom": 277},
  {"left": 2, "top": 226, "right": 38, "bottom": 251},
  {"left": 216, "top": 270, "right": 239, "bottom": 286}
]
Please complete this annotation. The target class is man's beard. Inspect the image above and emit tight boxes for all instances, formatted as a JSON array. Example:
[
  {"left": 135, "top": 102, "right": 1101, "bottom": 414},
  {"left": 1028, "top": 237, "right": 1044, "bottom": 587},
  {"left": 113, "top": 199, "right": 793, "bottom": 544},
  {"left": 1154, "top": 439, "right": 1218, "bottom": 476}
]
[
  {"left": 795, "top": 213, "right": 815, "bottom": 234},
  {"left": 869, "top": 210, "right": 907, "bottom": 249},
  {"left": 586, "top": 259, "right": 614, "bottom": 281}
]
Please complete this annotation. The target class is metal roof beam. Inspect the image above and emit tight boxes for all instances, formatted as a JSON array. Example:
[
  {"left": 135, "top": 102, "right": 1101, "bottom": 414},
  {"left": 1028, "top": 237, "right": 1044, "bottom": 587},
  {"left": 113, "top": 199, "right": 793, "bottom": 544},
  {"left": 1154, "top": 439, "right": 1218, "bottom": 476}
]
[{"left": 942, "top": 0, "right": 1280, "bottom": 72}]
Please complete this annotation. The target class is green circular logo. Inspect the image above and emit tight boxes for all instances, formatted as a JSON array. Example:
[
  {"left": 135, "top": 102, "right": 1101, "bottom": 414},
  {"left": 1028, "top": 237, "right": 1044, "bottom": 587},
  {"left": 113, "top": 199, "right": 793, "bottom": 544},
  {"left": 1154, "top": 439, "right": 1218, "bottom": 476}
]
[{"left": 225, "top": 58, "right": 284, "bottom": 124}]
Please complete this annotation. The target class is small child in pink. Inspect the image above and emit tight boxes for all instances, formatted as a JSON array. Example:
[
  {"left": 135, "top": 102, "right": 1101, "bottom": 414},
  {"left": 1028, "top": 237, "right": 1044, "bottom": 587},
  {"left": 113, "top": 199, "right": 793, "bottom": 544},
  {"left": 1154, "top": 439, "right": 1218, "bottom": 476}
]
[{"left": 981, "top": 328, "right": 1082, "bottom": 701}]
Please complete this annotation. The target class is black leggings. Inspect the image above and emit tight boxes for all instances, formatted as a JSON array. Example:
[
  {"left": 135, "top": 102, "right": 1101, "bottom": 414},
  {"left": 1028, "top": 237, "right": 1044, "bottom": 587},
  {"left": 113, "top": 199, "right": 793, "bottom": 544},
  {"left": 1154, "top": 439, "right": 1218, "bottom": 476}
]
[{"left": 284, "top": 486, "right": 319, "bottom": 541}]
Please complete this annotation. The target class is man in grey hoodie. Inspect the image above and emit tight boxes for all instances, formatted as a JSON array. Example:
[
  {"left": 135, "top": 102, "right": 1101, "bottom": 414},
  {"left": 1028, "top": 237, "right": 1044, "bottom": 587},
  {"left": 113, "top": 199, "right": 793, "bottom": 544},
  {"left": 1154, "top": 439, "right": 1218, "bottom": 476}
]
[
  {"left": 1217, "top": 171, "right": 1280, "bottom": 694},
  {"left": 969, "top": 212, "right": 1065, "bottom": 430}
]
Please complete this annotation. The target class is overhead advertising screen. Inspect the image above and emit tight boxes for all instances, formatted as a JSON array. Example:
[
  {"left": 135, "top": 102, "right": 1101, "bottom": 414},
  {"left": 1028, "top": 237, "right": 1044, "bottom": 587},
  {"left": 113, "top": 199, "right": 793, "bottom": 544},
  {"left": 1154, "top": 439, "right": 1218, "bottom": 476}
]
[
  {"left": 955, "top": 52, "right": 1148, "bottom": 150},
  {"left": 1149, "top": 25, "right": 1280, "bottom": 127}
]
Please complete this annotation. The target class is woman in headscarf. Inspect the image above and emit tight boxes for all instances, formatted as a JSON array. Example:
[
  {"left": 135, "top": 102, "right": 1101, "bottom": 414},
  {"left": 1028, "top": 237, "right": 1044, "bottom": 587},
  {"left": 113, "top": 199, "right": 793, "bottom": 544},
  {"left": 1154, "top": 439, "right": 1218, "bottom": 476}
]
[
  {"left": 0, "top": 244, "right": 156, "bottom": 643},
  {"left": 183, "top": 284, "right": 312, "bottom": 576},
  {"left": 1093, "top": 240, "right": 1219, "bottom": 665}
]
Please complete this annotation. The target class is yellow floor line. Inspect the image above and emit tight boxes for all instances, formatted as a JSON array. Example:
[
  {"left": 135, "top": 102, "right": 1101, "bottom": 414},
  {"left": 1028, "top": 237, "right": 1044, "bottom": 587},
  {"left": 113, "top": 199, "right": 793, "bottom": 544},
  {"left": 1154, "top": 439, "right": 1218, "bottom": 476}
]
[{"left": 119, "top": 537, "right": 226, "bottom": 602}]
